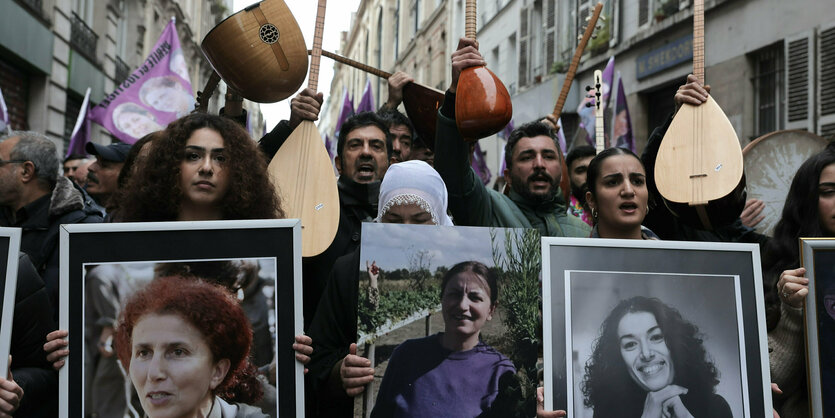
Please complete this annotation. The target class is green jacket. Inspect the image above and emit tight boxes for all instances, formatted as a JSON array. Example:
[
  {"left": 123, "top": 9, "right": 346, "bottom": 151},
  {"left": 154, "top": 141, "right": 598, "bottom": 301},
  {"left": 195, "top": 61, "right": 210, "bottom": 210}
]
[{"left": 434, "top": 103, "right": 590, "bottom": 238}]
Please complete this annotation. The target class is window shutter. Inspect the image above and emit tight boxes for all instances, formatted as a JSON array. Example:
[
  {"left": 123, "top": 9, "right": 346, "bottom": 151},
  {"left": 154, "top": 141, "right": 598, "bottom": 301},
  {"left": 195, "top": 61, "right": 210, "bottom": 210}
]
[
  {"left": 784, "top": 31, "right": 815, "bottom": 131},
  {"left": 544, "top": 0, "right": 556, "bottom": 71},
  {"left": 639, "top": 0, "right": 649, "bottom": 26},
  {"left": 818, "top": 22, "right": 835, "bottom": 135},
  {"left": 519, "top": 6, "right": 530, "bottom": 87}
]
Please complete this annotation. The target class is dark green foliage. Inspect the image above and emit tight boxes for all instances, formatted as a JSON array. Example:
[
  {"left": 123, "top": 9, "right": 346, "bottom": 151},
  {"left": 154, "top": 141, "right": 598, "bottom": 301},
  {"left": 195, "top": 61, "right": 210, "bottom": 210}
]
[
  {"left": 357, "top": 279, "right": 440, "bottom": 337},
  {"left": 491, "top": 228, "right": 542, "bottom": 416}
]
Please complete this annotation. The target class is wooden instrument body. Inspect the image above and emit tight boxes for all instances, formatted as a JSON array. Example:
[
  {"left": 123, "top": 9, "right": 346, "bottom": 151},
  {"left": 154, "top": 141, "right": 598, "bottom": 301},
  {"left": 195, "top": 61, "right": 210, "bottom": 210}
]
[
  {"left": 201, "top": 0, "right": 308, "bottom": 103},
  {"left": 455, "top": 66, "right": 513, "bottom": 141},
  {"left": 742, "top": 130, "right": 828, "bottom": 236},
  {"left": 268, "top": 0, "right": 339, "bottom": 257},
  {"left": 402, "top": 83, "right": 444, "bottom": 149},
  {"left": 268, "top": 121, "right": 340, "bottom": 256},
  {"left": 454, "top": 0, "right": 513, "bottom": 142},
  {"left": 655, "top": 96, "right": 746, "bottom": 229}
]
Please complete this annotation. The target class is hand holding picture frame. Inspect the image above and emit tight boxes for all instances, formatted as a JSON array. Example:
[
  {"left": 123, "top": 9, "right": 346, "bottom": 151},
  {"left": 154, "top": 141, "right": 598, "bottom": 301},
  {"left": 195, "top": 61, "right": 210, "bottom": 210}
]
[
  {"left": 59, "top": 220, "right": 303, "bottom": 418},
  {"left": 541, "top": 238, "right": 773, "bottom": 418}
]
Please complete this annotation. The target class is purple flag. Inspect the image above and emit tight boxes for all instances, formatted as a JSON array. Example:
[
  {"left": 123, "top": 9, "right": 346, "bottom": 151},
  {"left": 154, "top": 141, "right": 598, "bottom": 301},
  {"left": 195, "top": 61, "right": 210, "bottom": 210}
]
[
  {"left": 65, "top": 88, "right": 92, "bottom": 157},
  {"left": 555, "top": 117, "right": 567, "bottom": 155},
  {"left": 355, "top": 79, "right": 375, "bottom": 113},
  {"left": 612, "top": 71, "right": 635, "bottom": 153},
  {"left": 89, "top": 18, "right": 193, "bottom": 143},
  {"left": 334, "top": 87, "right": 355, "bottom": 136},
  {"left": 601, "top": 56, "right": 615, "bottom": 108},
  {"left": 471, "top": 142, "right": 491, "bottom": 185},
  {"left": 0, "top": 87, "right": 9, "bottom": 134},
  {"left": 498, "top": 120, "right": 515, "bottom": 140}
]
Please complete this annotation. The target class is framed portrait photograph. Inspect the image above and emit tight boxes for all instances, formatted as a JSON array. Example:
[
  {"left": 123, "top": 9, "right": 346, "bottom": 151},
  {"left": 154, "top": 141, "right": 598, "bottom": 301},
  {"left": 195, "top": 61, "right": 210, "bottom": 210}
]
[
  {"left": 59, "top": 220, "right": 303, "bottom": 418},
  {"left": 800, "top": 238, "right": 835, "bottom": 417},
  {"left": 354, "top": 223, "right": 541, "bottom": 417},
  {"left": 0, "top": 227, "right": 21, "bottom": 379},
  {"left": 542, "top": 238, "right": 772, "bottom": 418}
]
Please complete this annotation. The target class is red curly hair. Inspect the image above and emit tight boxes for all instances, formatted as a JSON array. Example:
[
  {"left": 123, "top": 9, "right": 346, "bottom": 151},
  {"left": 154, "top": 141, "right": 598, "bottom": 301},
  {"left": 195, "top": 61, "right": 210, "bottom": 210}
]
[
  {"left": 114, "top": 276, "right": 263, "bottom": 404},
  {"left": 115, "top": 112, "right": 284, "bottom": 221}
]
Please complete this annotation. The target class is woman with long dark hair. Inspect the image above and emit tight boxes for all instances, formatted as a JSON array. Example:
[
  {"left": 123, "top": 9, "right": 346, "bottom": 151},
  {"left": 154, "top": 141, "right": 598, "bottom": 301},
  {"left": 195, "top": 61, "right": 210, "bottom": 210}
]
[
  {"left": 581, "top": 296, "right": 731, "bottom": 417},
  {"left": 116, "top": 112, "right": 283, "bottom": 222},
  {"left": 760, "top": 147, "right": 835, "bottom": 417}
]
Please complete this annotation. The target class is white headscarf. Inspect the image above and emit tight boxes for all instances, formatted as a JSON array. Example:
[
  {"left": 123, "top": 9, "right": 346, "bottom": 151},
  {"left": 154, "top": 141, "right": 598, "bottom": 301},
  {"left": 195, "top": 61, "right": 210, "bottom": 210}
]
[{"left": 375, "top": 160, "right": 454, "bottom": 226}]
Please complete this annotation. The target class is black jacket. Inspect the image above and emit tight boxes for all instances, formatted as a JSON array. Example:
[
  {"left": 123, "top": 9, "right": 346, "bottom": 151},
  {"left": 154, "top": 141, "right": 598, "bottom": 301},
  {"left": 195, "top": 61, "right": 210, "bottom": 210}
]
[
  {"left": 9, "top": 253, "right": 58, "bottom": 416},
  {"left": 0, "top": 177, "right": 104, "bottom": 314}
]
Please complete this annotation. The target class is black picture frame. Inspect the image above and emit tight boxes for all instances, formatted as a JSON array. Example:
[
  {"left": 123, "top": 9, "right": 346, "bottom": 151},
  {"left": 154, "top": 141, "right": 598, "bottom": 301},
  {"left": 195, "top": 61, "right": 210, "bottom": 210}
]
[
  {"left": 800, "top": 238, "right": 835, "bottom": 417},
  {"left": 59, "top": 220, "right": 302, "bottom": 418},
  {"left": 0, "top": 227, "right": 20, "bottom": 379},
  {"left": 542, "top": 238, "right": 772, "bottom": 417}
]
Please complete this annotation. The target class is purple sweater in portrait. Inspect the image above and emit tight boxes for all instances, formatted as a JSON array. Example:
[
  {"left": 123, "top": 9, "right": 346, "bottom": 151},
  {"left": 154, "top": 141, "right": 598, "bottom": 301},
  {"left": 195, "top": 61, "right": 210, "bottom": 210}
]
[{"left": 370, "top": 333, "right": 516, "bottom": 418}]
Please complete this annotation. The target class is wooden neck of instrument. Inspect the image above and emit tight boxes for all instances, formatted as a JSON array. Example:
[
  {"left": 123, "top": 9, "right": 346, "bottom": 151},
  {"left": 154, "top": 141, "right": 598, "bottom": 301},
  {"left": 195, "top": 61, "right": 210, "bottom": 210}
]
[
  {"left": 309, "top": 0, "right": 328, "bottom": 90},
  {"left": 693, "top": 0, "right": 705, "bottom": 82},
  {"left": 318, "top": 49, "right": 392, "bottom": 79},
  {"left": 465, "top": 0, "right": 477, "bottom": 40},
  {"left": 552, "top": 2, "right": 603, "bottom": 117}
]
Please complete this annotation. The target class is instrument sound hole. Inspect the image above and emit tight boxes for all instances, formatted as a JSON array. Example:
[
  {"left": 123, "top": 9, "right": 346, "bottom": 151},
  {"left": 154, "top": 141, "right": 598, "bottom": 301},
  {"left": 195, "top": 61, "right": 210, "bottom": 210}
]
[{"left": 259, "top": 24, "right": 280, "bottom": 44}]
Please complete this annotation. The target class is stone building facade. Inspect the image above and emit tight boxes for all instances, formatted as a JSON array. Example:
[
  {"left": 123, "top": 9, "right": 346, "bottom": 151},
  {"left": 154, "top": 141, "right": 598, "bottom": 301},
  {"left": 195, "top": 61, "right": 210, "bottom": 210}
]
[{"left": 0, "top": 0, "right": 265, "bottom": 155}]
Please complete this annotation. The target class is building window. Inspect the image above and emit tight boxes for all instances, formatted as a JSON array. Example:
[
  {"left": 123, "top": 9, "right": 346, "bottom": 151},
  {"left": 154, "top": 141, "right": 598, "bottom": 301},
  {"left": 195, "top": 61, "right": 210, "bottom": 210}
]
[
  {"left": 412, "top": 0, "right": 420, "bottom": 34},
  {"left": 395, "top": 0, "right": 400, "bottom": 59},
  {"left": 751, "top": 44, "right": 784, "bottom": 138},
  {"left": 63, "top": 92, "right": 83, "bottom": 152}
]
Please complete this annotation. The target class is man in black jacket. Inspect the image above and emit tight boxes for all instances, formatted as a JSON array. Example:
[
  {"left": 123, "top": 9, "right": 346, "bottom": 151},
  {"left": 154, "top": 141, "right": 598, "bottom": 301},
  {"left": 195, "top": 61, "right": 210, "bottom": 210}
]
[
  {"left": 259, "top": 92, "right": 390, "bottom": 328},
  {"left": 0, "top": 131, "right": 104, "bottom": 314}
]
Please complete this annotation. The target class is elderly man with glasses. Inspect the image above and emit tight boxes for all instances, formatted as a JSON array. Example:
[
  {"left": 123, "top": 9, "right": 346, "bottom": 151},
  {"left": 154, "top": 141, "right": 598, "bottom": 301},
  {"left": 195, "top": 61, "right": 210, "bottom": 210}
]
[{"left": 0, "top": 131, "right": 103, "bottom": 312}]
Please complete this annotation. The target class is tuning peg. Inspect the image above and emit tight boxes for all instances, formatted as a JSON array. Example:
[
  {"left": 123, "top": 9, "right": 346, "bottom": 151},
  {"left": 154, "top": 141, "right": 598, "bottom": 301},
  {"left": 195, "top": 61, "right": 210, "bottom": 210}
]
[
  {"left": 599, "top": 15, "right": 606, "bottom": 21},
  {"left": 578, "top": 34, "right": 584, "bottom": 40},
  {"left": 585, "top": 85, "right": 593, "bottom": 91},
  {"left": 596, "top": 24, "right": 602, "bottom": 30},
  {"left": 585, "top": 15, "right": 592, "bottom": 22},
  {"left": 591, "top": 35, "right": 597, "bottom": 39},
  {"left": 585, "top": 102, "right": 594, "bottom": 108}
]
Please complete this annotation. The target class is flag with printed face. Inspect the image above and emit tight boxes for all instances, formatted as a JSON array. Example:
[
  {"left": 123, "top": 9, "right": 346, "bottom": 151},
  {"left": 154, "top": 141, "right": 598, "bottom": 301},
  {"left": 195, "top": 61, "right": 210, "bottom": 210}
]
[
  {"left": 89, "top": 19, "right": 193, "bottom": 143},
  {"left": 611, "top": 71, "right": 635, "bottom": 152},
  {"left": 355, "top": 79, "right": 375, "bottom": 113},
  {"left": 66, "top": 88, "right": 92, "bottom": 157}
]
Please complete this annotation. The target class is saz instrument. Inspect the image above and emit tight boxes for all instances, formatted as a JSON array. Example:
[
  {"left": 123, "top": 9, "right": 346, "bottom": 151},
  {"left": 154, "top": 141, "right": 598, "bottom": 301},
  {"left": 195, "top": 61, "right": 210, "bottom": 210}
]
[
  {"left": 316, "top": 50, "right": 444, "bottom": 149},
  {"left": 549, "top": 3, "right": 603, "bottom": 200},
  {"left": 201, "top": 0, "right": 308, "bottom": 103},
  {"left": 268, "top": 0, "right": 340, "bottom": 257},
  {"left": 654, "top": 0, "right": 745, "bottom": 230},
  {"left": 455, "top": 0, "right": 513, "bottom": 142},
  {"left": 742, "top": 130, "right": 828, "bottom": 236}
]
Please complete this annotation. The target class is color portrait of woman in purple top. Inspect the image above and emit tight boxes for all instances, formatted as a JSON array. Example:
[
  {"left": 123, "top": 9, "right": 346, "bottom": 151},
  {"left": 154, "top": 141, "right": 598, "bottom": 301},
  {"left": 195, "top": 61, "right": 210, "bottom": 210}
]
[{"left": 370, "top": 261, "right": 518, "bottom": 418}]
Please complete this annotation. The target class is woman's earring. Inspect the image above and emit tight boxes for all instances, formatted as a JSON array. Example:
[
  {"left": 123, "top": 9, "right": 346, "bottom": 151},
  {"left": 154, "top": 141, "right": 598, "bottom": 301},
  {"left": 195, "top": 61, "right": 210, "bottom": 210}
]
[
  {"left": 591, "top": 208, "right": 598, "bottom": 220},
  {"left": 646, "top": 205, "right": 650, "bottom": 215}
]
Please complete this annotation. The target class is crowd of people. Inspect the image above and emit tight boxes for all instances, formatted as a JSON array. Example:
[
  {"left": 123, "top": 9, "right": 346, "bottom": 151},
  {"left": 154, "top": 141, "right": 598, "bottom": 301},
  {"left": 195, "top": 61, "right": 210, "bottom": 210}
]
[{"left": 0, "top": 36, "right": 823, "bottom": 418}]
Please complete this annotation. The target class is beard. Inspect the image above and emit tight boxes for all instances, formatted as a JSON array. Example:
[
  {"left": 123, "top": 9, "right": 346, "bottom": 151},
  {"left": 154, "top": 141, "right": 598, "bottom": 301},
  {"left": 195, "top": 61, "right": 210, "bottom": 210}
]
[
  {"left": 571, "top": 181, "right": 586, "bottom": 202},
  {"left": 510, "top": 169, "right": 559, "bottom": 206}
]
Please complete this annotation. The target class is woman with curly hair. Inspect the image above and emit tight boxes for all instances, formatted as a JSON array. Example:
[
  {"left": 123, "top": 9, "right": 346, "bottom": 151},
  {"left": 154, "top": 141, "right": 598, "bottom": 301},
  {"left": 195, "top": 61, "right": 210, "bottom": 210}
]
[
  {"left": 760, "top": 146, "right": 835, "bottom": 417},
  {"left": 581, "top": 296, "right": 731, "bottom": 417},
  {"left": 115, "top": 112, "right": 283, "bottom": 222},
  {"left": 115, "top": 276, "right": 267, "bottom": 417}
]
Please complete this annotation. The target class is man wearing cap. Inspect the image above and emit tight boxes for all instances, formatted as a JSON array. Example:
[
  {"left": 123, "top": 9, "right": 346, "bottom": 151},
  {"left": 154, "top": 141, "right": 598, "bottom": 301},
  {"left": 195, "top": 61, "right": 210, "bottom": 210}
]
[
  {"left": 0, "top": 131, "right": 103, "bottom": 312},
  {"left": 85, "top": 141, "right": 130, "bottom": 208}
]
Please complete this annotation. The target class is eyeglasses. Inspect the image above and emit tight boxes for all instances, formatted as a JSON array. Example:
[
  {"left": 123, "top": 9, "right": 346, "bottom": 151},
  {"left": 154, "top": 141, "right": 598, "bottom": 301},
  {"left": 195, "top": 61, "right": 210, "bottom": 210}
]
[{"left": 0, "top": 159, "right": 28, "bottom": 166}]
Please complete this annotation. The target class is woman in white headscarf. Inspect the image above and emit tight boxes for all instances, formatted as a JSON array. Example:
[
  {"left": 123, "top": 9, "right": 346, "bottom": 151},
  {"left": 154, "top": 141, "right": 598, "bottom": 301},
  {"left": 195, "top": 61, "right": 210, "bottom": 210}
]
[
  {"left": 375, "top": 160, "right": 454, "bottom": 226},
  {"left": 306, "top": 159, "right": 454, "bottom": 416}
]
